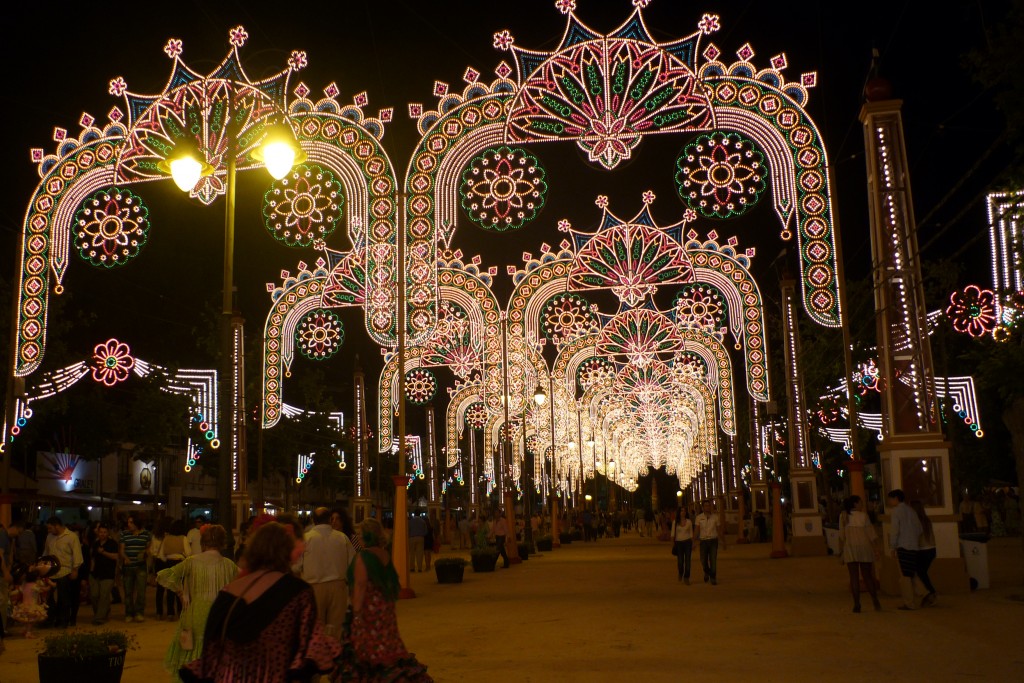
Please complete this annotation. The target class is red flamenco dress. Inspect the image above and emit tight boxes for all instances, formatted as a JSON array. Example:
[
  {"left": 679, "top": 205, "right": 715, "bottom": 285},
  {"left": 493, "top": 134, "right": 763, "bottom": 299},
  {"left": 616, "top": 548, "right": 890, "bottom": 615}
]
[{"left": 336, "top": 551, "right": 432, "bottom": 682}]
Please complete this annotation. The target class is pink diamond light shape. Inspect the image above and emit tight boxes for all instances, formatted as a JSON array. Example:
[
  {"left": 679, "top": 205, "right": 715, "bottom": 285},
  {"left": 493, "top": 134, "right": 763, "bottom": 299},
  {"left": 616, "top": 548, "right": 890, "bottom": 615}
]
[
  {"left": 434, "top": 81, "right": 449, "bottom": 97},
  {"left": 488, "top": 266, "right": 498, "bottom": 276},
  {"left": 409, "top": 104, "right": 423, "bottom": 118},
  {"left": 703, "top": 44, "right": 721, "bottom": 61},
  {"left": 294, "top": 83, "right": 310, "bottom": 99},
  {"left": 79, "top": 113, "right": 95, "bottom": 128},
  {"left": 801, "top": 72, "right": 818, "bottom": 88},
  {"left": 495, "top": 62, "right": 512, "bottom": 78},
  {"left": 31, "top": 148, "right": 43, "bottom": 162},
  {"left": 464, "top": 67, "right": 480, "bottom": 83},
  {"left": 727, "top": 236, "right": 738, "bottom": 246},
  {"left": 737, "top": 43, "right": 754, "bottom": 61},
  {"left": 770, "top": 54, "right": 787, "bottom": 70},
  {"left": 324, "top": 82, "right": 340, "bottom": 98},
  {"left": 707, "top": 230, "right": 718, "bottom": 241},
  {"left": 354, "top": 91, "right": 368, "bottom": 107},
  {"left": 53, "top": 128, "right": 67, "bottom": 141},
  {"left": 379, "top": 108, "right": 393, "bottom": 122},
  {"left": 108, "top": 107, "right": 123, "bottom": 122}
]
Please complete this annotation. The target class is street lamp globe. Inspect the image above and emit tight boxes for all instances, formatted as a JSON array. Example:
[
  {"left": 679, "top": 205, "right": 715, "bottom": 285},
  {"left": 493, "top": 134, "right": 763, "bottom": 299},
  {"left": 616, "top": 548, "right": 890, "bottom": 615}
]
[
  {"left": 157, "top": 137, "right": 213, "bottom": 192},
  {"left": 533, "top": 385, "right": 546, "bottom": 406},
  {"left": 252, "top": 122, "right": 307, "bottom": 180}
]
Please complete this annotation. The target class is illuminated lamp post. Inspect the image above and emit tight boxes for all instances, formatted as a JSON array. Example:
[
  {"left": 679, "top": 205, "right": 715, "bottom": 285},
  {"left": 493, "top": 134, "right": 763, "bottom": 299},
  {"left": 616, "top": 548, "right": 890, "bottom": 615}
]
[
  {"left": 536, "top": 380, "right": 561, "bottom": 547},
  {"left": 587, "top": 434, "right": 596, "bottom": 510},
  {"left": 160, "top": 120, "right": 303, "bottom": 535}
]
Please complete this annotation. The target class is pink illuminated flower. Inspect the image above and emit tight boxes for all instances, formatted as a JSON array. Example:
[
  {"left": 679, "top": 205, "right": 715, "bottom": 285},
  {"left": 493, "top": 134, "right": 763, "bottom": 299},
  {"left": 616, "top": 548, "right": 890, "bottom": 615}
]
[
  {"left": 164, "top": 39, "right": 183, "bottom": 59},
  {"left": 229, "top": 26, "right": 249, "bottom": 47},
  {"left": 91, "top": 339, "right": 134, "bottom": 386},
  {"left": 698, "top": 13, "right": 721, "bottom": 34},
  {"left": 683, "top": 209, "right": 698, "bottom": 222},
  {"left": 556, "top": 0, "right": 576, "bottom": 14},
  {"left": 595, "top": 195, "right": 609, "bottom": 209},
  {"left": 557, "top": 218, "right": 572, "bottom": 232},
  {"left": 108, "top": 77, "right": 127, "bottom": 97},
  {"left": 493, "top": 30, "right": 514, "bottom": 51},
  {"left": 633, "top": 0, "right": 652, "bottom": 8},
  {"left": 288, "top": 50, "right": 308, "bottom": 71},
  {"left": 946, "top": 285, "right": 997, "bottom": 338},
  {"left": 642, "top": 190, "right": 656, "bottom": 204}
]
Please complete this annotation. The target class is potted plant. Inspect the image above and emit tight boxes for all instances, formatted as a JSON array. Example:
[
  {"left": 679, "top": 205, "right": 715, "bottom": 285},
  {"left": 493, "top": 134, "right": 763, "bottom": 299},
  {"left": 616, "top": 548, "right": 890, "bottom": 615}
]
[
  {"left": 559, "top": 531, "right": 574, "bottom": 544},
  {"left": 434, "top": 556, "right": 468, "bottom": 583},
  {"left": 517, "top": 541, "right": 530, "bottom": 560},
  {"left": 536, "top": 534, "right": 553, "bottom": 551},
  {"left": 38, "top": 629, "right": 137, "bottom": 683},
  {"left": 470, "top": 529, "right": 499, "bottom": 572}
]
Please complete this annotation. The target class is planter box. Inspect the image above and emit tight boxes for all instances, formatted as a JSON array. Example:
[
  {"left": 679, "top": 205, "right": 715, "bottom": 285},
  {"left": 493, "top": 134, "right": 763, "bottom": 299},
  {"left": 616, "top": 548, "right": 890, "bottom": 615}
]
[
  {"left": 559, "top": 533, "right": 574, "bottom": 545},
  {"left": 434, "top": 563, "right": 466, "bottom": 584},
  {"left": 471, "top": 552, "right": 498, "bottom": 572},
  {"left": 536, "top": 538, "right": 553, "bottom": 551},
  {"left": 39, "top": 651, "right": 126, "bottom": 683},
  {"left": 517, "top": 543, "right": 530, "bottom": 560}
]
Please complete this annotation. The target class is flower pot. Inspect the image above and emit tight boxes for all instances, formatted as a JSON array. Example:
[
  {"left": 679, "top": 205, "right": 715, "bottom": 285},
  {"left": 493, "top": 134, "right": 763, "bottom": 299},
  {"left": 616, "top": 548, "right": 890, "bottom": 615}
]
[
  {"left": 536, "top": 538, "right": 553, "bottom": 552},
  {"left": 517, "top": 543, "right": 530, "bottom": 560},
  {"left": 39, "top": 650, "right": 126, "bottom": 683},
  {"left": 559, "top": 532, "right": 573, "bottom": 545},
  {"left": 434, "top": 563, "right": 466, "bottom": 584},
  {"left": 471, "top": 552, "right": 498, "bottom": 572}
]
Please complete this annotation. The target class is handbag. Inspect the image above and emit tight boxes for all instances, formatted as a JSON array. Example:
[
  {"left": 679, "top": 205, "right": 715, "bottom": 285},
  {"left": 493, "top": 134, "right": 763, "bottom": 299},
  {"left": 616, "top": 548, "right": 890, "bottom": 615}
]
[{"left": 671, "top": 542, "right": 679, "bottom": 556}]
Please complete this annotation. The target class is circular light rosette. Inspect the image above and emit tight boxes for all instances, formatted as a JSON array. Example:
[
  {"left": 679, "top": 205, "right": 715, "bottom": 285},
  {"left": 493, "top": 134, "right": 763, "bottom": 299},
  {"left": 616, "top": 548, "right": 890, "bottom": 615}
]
[
  {"left": 461, "top": 146, "right": 547, "bottom": 232},
  {"left": 404, "top": 368, "right": 437, "bottom": 405},
  {"left": 676, "top": 132, "right": 766, "bottom": 219},
  {"left": 263, "top": 163, "right": 342, "bottom": 247},
  {"left": 296, "top": 309, "right": 344, "bottom": 360},
  {"left": 75, "top": 187, "right": 150, "bottom": 267}
]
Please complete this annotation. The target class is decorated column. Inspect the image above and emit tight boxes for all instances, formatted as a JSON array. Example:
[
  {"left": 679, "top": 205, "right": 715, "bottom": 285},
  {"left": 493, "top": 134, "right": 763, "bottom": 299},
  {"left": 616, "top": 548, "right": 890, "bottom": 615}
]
[
  {"left": 392, "top": 475, "right": 415, "bottom": 599},
  {"left": 352, "top": 361, "right": 372, "bottom": 524},
  {"left": 861, "top": 84, "right": 966, "bottom": 593},
  {"left": 229, "top": 316, "right": 250, "bottom": 532},
  {"left": 780, "top": 276, "right": 825, "bottom": 555}
]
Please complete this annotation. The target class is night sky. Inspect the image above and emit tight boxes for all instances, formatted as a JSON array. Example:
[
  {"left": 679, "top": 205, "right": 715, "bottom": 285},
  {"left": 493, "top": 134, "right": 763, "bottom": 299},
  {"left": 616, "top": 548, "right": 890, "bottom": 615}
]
[{"left": 1, "top": 1, "right": 1011, "bottom": 452}]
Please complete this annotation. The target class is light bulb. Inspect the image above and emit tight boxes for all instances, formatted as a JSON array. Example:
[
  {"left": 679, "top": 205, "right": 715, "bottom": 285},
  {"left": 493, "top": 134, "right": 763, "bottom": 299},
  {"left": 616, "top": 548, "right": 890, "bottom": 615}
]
[
  {"left": 262, "top": 141, "right": 296, "bottom": 180},
  {"left": 169, "top": 156, "right": 203, "bottom": 192}
]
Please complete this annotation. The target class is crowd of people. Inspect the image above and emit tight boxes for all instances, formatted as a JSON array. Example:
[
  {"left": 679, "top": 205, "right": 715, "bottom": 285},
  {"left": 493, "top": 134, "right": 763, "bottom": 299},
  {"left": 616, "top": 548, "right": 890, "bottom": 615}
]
[{"left": 0, "top": 510, "right": 432, "bottom": 681}]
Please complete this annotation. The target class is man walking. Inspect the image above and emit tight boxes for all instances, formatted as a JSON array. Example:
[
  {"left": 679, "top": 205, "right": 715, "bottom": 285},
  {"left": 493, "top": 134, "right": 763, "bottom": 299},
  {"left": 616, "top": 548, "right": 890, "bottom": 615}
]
[
  {"left": 695, "top": 501, "right": 721, "bottom": 585},
  {"left": 185, "top": 516, "right": 204, "bottom": 557},
  {"left": 6, "top": 520, "right": 38, "bottom": 567},
  {"left": 89, "top": 522, "right": 119, "bottom": 625},
  {"left": 43, "top": 516, "right": 83, "bottom": 627},
  {"left": 887, "top": 489, "right": 923, "bottom": 610},
  {"left": 300, "top": 507, "right": 355, "bottom": 641},
  {"left": 407, "top": 512, "right": 427, "bottom": 572},
  {"left": 118, "top": 514, "right": 150, "bottom": 622}
]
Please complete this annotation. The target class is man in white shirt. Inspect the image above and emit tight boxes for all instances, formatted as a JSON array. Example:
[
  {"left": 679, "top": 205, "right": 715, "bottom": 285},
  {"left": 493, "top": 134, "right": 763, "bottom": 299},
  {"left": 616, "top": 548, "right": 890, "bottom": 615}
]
[
  {"left": 694, "top": 501, "right": 721, "bottom": 585},
  {"left": 43, "top": 516, "right": 83, "bottom": 627},
  {"left": 301, "top": 507, "right": 355, "bottom": 641}
]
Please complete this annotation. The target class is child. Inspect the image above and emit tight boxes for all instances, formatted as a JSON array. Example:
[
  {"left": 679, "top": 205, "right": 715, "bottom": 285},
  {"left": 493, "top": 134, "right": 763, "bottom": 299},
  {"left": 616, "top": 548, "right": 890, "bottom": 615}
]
[{"left": 10, "top": 555, "right": 59, "bottom": 638}]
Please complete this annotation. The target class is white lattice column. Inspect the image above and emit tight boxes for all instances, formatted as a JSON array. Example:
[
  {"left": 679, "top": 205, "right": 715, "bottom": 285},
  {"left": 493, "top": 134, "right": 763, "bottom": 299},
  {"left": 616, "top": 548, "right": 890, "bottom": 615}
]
[{"left": 861, "top": 89, "right": 966, "bottom": 594}]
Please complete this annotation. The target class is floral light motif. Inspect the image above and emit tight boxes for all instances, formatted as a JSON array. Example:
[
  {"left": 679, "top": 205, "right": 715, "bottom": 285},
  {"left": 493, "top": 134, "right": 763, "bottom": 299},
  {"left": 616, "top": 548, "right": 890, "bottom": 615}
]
[
  {"left": 946, "top": 285, "right": 997, "bottom": 338},
  {"left": 815, "top": 395, "right": 842, "bottom": 425},
  {"left": 296, "top": 309, "right": 344, "bottom": 361},
  {"left": 465, "top": 402, "right": 488, "bottom": 430},
  {"left": 542, "top": 293, "right": 597, "bottom": 347},
  {"left": 674, "top": 284, "right": 725, "bottom": 333},
  {"left": 264, "top": 164, "right": 342, "bottom": 248},
  {"left": 75, "top": 188, "right": 150, "bottom": 268},
  {"left": 507, "top": 31, "right": 712, "bottom": 170},
  {"left": 421, "top": 301, "right": 479, "bottom": 379},
  {"left": 461, "top": 147, "right": 547, "bottom": 232},
  {"left": 676, "top": 132, "right": 766, "bottom": 219},
  {"left": 577, "top": 356, "right": 616, "bottom": 393},
  {"left": 405, "top": 368, "right": 438, "bottom": 405},
  {"left": 598, "top": 308, "right": 681, "bottom": 368},
  {"left": 91, "top": 338, "right": 134, "bottom": 386}
]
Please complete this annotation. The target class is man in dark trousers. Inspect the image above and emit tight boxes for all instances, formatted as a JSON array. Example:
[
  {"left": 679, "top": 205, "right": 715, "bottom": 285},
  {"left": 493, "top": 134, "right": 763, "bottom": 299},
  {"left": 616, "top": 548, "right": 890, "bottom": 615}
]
[{"left": 492, "top": 509, "right": 510, "bottom": 568}]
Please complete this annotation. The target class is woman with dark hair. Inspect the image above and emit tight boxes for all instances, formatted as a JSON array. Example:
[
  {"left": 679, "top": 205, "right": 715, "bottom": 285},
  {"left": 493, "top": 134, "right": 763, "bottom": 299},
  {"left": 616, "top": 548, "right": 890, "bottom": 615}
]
[
  {"left": 337, "top": 518, "right": 433, "bottom": 682},
  {"left": 158, "top": 524, "right": 238, "bottom": 683},
  {"left": 910, "top": 500, "right": 938, "bottom": 606},
  {"left": 181, "top": 520, "right": 339, "bottom": 682},
  {"left": 839, "top": 495, "right": 881, "bottom": 612},
  {"left": 671, "top": 507, "right": 694, "bottom": 584}
]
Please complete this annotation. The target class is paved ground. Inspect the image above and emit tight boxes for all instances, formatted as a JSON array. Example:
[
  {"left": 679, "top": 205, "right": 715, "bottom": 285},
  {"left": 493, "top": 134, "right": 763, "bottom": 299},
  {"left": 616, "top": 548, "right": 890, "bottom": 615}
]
[{"left": 3, "top": 533, "right": 1021, "bottom": 682}]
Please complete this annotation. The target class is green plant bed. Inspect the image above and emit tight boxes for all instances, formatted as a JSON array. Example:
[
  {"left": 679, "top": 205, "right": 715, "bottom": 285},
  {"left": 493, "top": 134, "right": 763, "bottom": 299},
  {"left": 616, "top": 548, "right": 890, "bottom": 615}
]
[
  {"left": 434, "top": 557, "right": 467, "bottom": 583},
  {"left": 38, "top": 630, "right": 136, "bottom": 683}
]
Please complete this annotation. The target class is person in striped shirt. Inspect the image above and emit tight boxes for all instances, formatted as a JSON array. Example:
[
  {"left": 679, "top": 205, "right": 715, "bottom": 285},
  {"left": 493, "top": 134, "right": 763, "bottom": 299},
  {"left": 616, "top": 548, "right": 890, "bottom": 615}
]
[{"left": 119, "top": 514, "right": 151, "bottom": 622}]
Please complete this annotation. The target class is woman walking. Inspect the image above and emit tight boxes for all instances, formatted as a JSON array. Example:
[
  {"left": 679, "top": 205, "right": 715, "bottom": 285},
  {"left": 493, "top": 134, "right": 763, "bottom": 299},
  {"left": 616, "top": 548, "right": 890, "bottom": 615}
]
[
  {"left": 337, "top": 518, "right": 432, "bottom": 681},
  {"left": 181, "top": 521, "right": 339, "bottom": 682},
  {"left": 158, "top": 524, "right": 238, "bottom": 682},
  {"left": 671, "top": 507, "right": 694, "bottom": 584},
  {"left": 910, "top": 500, "right": 938, "bottom": 606},
  {"left": 839, "top": 496, "right": 881, "bottom": 612}
]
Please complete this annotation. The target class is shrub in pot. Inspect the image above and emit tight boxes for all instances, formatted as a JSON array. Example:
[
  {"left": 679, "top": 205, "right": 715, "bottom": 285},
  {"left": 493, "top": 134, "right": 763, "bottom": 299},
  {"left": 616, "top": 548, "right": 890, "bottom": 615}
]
[
  {"left": 470, "top": 528, "right": 499, "bottom": 572},
  {"left": 517, "top": 542, "right": 530, "bottom": 560},
  {"left": 38, "top": 629, "right": 137, "bottom": 683},
  {"left": 536, "top": 534, "right": 553, "bottom": 551},
  {"left": 434, "top": 557, "right": 467, "bottom": 583}
]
